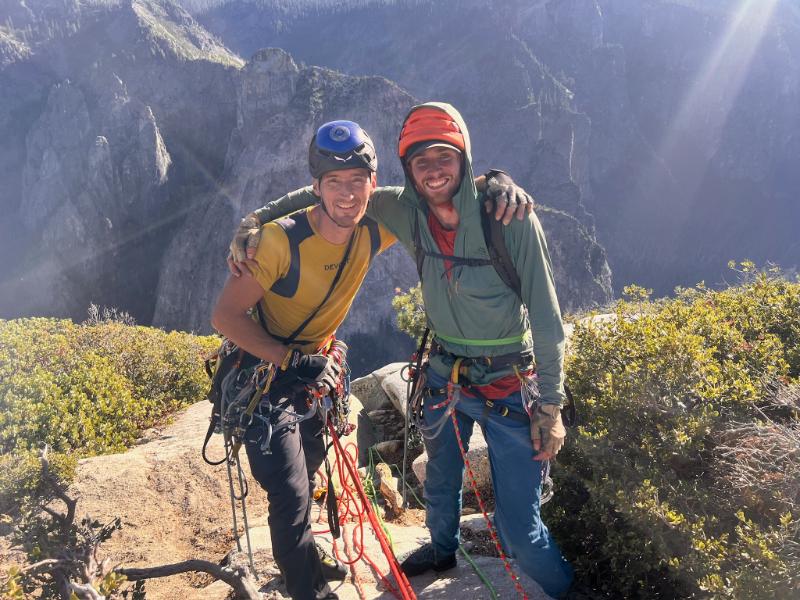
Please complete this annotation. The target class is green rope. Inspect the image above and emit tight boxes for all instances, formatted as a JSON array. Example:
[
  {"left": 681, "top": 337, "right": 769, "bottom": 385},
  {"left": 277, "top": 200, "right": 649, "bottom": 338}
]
[
  {"left": 369, "top": 446, "right": 499, "bottom": 600},
  {"left": 366, "top": 447, "right": 394, "bottom": 549}
]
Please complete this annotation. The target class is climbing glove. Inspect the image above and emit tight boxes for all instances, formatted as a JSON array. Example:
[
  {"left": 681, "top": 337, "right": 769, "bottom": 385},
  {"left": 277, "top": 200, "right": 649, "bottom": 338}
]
[
  {"left": 485, "top": 169, "right": 535, "bottom": 225},
  {"left": 229, "top": 212, "right": 262, "bottom": 264},
  {"left": 531, "top": 403, "right": 566, "bottom": 459},
  {"left": 282, "top": 349, "right": 342, "bottom": 393}
]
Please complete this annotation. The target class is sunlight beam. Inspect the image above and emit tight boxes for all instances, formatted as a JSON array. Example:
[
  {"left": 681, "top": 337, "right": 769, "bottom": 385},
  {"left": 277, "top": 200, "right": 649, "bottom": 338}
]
[{"left": 657, "top": 0, "right": 780, "bottom": 188}]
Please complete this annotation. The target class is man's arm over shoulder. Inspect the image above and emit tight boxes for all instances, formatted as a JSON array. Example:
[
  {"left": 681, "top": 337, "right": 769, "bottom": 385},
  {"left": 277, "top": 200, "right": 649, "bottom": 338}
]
[
  {"left": 253, "top": 187, "right": 318, "bottom": 225},
  {"left": 366, "top": 186, "right": 408, "bottom": 241},
  {"left": 506, "top": 212, "right": 566, "bottom": 406},
  {"left": 252, "top": 185, "right": 406, "bottom": 227},
  {"left": 212, "top": 224, "right": 291, "bottom": 364}
]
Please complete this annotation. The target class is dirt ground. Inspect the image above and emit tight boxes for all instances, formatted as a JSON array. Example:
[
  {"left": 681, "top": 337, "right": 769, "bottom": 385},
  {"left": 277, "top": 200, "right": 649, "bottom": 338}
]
[
  {"left": 1, "top": 401, "right": 549, "bottom": 600},
  {"left": 1, "top": 402, "right": 249, "bottom": 599}
]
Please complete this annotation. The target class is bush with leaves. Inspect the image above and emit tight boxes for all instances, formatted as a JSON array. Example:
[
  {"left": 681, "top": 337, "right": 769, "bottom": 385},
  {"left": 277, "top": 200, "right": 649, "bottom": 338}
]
[
  {"left": 391, "top": 285, "right": 427, "bottom": 342},
  {"left": 392, "top": 263, "right": 800, "bottom": 598},
  {"left": 555, "top": 265, "right": 800, "bottom": 599},
  {"left": 0, "top": 313, "right": 218, "bottom": 514}
]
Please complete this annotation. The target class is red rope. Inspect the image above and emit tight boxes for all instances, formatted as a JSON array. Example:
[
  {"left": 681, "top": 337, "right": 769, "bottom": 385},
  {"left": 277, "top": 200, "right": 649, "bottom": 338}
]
[
  {"left": 446, "top": 381, "right": 530, "bottom": 600},
  {"left": 326, "top": 422, "right": 417, "bottom": 600},
  {"left": 310, "top": 419, "right": 415, "bottom": 600}
]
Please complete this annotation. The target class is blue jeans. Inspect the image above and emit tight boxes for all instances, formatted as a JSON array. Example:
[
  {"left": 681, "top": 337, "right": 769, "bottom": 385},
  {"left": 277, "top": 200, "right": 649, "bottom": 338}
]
[{"left": 422, "top": 368, "right": 574, "bottom": 598}]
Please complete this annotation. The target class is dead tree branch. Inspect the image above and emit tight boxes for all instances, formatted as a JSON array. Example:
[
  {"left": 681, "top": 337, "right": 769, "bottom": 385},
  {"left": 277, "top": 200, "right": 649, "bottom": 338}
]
[{"left": 117, "top": 560, "right": 260, "bottom": 600}]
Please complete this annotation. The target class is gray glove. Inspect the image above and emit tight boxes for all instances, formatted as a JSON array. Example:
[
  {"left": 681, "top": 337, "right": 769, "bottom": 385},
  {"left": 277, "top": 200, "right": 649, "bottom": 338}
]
[
  {"left": 485, "top": 170, "right": 535, "bottom": 225},
  {"left": 531, "top": 403, "right": 566, "bottom": 460},
  {"left": 229, "top": 212, "right": 262, "bottom": 264},
  {"left": 283, "top": 349, "right": 343, "bottom": 393}
]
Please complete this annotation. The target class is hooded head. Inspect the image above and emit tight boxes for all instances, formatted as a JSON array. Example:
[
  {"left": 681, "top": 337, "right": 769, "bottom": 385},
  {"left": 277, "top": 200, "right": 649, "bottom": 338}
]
[{"left": 397, "top": 103, "right": 477, "bottom": 214}]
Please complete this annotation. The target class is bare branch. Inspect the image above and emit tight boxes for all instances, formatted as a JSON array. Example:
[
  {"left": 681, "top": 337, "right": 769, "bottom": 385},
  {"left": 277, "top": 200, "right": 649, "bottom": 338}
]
[
  {"left": 117, "top": 560, "right": 260, "bottom": 600},
  {"left": 38, "top": 444, "right": 78, "bottom": 527},
  {"left": 69, "top": 581, "right": 104, "bottom": 600},
  {"left": 41, "top": 505, "right": 65, "bottom": 522},
  {"left": 13, "top": 558, "right": 71, "bottom": 574}
]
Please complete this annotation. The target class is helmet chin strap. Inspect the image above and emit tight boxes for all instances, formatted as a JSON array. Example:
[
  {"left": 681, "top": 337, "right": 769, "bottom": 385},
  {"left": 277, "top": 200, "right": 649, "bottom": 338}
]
[{"left": 318, "top": 200, "right": 354, "bottom": 230}]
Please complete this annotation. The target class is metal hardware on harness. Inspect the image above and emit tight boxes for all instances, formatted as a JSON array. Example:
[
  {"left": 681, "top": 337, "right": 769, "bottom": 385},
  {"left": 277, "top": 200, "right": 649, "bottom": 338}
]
[
  {"left": 402, "top": 328, "right": 430, "bottom": 506},
  {"left": 216, "top": 360, "right": 277, "bottom": 577}
]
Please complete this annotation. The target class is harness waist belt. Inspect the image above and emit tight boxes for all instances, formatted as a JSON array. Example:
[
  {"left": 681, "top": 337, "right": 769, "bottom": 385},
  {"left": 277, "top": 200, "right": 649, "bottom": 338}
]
[
  {"left": 430, "top": 342, "right": 534, "bottom": 373},
  {"left": 424, "top": 387, "right": 529, "bottom": 423},
  {"left": 434, "top": 332, "right": 526, "bottom": 347}
]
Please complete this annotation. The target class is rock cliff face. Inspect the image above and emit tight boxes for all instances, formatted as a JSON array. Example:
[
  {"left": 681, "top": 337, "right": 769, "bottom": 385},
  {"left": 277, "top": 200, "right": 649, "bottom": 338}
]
[
  {"left": 0, "top": 0, "right": 241, "bottom": 322},
  {"left": 195, "top": 0, "right": 800, "bottom": 295},
  {"left": 1, "top": 0, "right": 614, "bottom": 375}
]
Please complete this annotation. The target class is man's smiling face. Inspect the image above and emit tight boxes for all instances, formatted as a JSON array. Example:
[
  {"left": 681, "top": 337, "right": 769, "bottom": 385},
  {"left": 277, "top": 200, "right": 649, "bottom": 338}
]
[
  {"left": 408, "top": 146, "right": 462, "bottom": 207},
  {"left": 313, "top": 167, "right": 375, "bottom": 228}
]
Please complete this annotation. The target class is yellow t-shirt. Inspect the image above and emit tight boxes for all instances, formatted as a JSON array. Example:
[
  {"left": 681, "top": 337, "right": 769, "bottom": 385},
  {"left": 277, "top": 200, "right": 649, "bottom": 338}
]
[{"left": 249, "top": 207, "right": 396, "bottom": 353}]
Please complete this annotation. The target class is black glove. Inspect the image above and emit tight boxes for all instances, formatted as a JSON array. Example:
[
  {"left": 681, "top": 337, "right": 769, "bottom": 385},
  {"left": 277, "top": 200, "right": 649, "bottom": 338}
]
[
  {"left": 283, "top": 349, "right": 342, "bottom": 392},
  {"left": 484, "top": 169, "right": 535, "bottom": 224}
]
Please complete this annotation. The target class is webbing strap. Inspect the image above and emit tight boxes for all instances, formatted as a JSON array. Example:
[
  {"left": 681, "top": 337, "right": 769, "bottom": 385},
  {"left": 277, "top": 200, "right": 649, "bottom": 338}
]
[
  {"left": 434, "top": 331, "right": 526, "bottom": 346},
  {"left": 480, "top": 192, "right": 523, "bottom": 300},
  {"left": 421, "top": 250, "right": 493, "bottom": 268}
]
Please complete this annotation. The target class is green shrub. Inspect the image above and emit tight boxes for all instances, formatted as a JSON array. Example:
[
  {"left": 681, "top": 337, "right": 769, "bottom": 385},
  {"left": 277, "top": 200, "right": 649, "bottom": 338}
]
[
  {"left": 0, "top": 449, "right": 76, "bottom": 515},
  {"left": 391, "top": 285, "right": 427, "bottom": 342},
  {"left": 0, "top": 315, "right": 218, "bottom": 511},
  {"left": 554, "top": 268, "right": 800, "bottom": 599}
]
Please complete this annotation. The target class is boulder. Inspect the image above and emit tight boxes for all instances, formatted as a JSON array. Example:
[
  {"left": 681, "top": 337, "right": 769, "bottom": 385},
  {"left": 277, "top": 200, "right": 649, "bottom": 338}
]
[
  {"left": 381, "top": 367, "right": 411, "bottom": 415},
  {"left": 412, "top": 426, "right": 491, "bottom": 493},
  {"left": 367, "top": 408, "right": 405, "bottom": 442},
  {"left": 374, "top": 462, "right": 403, "bottom": 514},
  {"left": 350, "top": 373, "right": 391, "bottom": 413}
]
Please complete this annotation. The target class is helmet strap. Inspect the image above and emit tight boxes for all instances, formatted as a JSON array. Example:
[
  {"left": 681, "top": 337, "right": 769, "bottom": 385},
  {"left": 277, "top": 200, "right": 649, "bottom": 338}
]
[{"left": 318, "top": 198, "right": 355, "bottom": 230}]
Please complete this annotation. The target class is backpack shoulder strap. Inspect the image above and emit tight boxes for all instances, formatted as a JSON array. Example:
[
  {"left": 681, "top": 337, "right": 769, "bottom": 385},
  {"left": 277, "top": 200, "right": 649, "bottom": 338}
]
[
  {"left": 480, "top": 197, "right": 523, "bottom": 300},
  {"left": 413, "top": 213, "right": 426, "bottom": 284},
  {"left": 361, "top": 216, "right": 381, "bottom": 262},
  {"left": 270, "top": 212, "right": 315, "bottom": 298}
]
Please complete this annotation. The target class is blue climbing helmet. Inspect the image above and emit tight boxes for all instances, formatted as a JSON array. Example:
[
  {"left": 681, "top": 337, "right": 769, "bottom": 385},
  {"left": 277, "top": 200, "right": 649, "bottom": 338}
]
[{"left": 309, "top": 120, "right": 378, "bottom": 179}]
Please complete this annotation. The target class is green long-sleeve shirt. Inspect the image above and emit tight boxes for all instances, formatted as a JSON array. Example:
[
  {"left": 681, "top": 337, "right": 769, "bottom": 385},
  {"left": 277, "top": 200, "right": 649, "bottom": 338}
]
[{"left": 254, "top": 104, "right": 565, "bottom": 405}]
